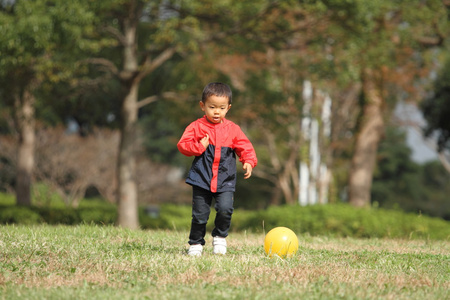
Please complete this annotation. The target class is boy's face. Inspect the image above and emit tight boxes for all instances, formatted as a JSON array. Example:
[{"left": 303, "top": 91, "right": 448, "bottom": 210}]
[{"left": 200, "top": 95, "right": 231, "bottom": 124}]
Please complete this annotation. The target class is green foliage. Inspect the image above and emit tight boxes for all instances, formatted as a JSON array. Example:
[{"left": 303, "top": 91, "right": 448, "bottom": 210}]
[
  {"left": 0, "top": 0, "right": 108, "bottom": 134},
  {"left": 0, "top": 206, "right": 42, "bottom": 225},
  {"left": 31, "top": 183, "right": 67, "bottom": 208},
  {"left": 238, "top": 204, "right": 450, "bottom": 240},
  {"left": 0, "top": 0, "right": 95, "bottom": 77},
  {"left": 1, "top": 0, "right": 449, "bottom": 232},
  {"left": 35, "top": 207, "right": 82, "bottom": 225},
  {"left": 372, "top": 127, "right": 450, "bottom": 220},
  {"left": 307, "top": 0, "right": 448, "bottom": 87},
  {"left": 371, "top": 127, "right": 421, "bottom": 206},
  {"left": 234, "top": 176, "right": 275, "bottom": 209},
  {"left": 140, "top": 204, "right": 192, "bottom": 230},
  {"left": 0, "top": 192, "right": 14, "bottom": 205},
  {"left": 421, "top": 58, "right": 450, "bottom": 151},
  {"left": 138, "top": 54, "right": 235, "bottom": 167},
  {"left": 140, "top": 103, "right": 188, "bottom": 165},
  {"left": 0, "top": 156, "right": 14, "bottom": 192}
]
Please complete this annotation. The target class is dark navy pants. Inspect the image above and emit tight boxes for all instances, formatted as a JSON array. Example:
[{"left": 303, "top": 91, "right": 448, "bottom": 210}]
[{"left": 188, "top": 186, "right": 234, "bottom": 245}]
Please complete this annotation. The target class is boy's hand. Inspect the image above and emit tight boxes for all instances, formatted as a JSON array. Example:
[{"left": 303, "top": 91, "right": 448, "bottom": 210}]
[
  {"left": 200, "top": 134, "right": 209, "bottom": 149},
  {"left": 243, "top": 163, "right": 253, "bottom": 179}
]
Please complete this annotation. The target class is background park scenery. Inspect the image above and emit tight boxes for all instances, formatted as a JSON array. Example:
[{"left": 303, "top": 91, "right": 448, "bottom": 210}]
[{"left": 0, "top": 1, "right": 449, "bottom": 299}]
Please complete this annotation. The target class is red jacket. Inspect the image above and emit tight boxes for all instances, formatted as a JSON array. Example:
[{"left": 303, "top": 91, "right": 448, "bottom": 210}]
[{"left": 177, "top": 116, "right": 257, "bottom": 193}]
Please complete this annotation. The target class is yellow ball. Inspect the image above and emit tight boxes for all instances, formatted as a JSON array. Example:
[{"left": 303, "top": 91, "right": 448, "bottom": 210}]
[{"left": 264, "top": 227, "right": 299, "bottom": 258}]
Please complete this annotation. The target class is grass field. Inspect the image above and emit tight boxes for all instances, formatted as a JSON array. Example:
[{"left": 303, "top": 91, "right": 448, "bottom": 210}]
[{"left": 0, "top": 225, "right": 449, "bottom": 300}]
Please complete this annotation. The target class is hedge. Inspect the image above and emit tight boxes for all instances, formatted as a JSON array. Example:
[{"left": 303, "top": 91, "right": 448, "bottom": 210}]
[
  {"left": 233, "top": 204, "right": 450, "bottom": 240},
  {"left": 0, "top": 202, "right": 449, "bottom": 240}
]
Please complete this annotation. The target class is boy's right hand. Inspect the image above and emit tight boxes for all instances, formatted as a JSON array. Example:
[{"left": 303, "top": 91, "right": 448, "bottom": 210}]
[{"left": 200, "top": 134, "right": 209, "bottom": 149}]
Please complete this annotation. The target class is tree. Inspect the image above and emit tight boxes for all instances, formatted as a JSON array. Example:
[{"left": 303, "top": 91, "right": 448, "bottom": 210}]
[
  {"left": 192, "top": 3, "right": 336, "bottom": 205},
  {"left": 86, "top": 0, "right": 298, "bottom": 228},
  {"left": 80, "top": 0, "right": 189, "bottom": 228},
  {"left": 371, "top": 127, "right": 422, "bottom": 208},
  {"left": 372, "top": 127, "right": 450, "bottom": 220},
  {"left": 0, "top": 0, "right": 95, "bottom": 206},
  {"left": 241, "top": 69, "right": 304, "bottom": 205},
  {"left": 314, "top": 0, "right": 449, "bottom": 207}
]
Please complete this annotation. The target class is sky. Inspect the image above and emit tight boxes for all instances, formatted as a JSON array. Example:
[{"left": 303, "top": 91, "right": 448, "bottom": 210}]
[{"left": 394, "top": 101, "right": 439, "bottom": 164}]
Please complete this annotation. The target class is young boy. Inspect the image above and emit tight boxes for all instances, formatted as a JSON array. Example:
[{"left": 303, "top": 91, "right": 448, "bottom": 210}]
[{"left": 177, "top": 82, "right": 257, "bottom": 256}]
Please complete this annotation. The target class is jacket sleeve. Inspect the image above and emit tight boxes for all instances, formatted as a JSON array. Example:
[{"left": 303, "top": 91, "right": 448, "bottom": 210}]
[
  {"left": 177, "top": 122, "right": 206, "bottom": 157},
  {"left": 233, "top": 126, "right": 257, "bottom": 168}
]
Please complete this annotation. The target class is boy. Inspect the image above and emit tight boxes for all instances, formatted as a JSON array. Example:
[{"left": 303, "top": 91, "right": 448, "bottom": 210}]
[{"left": 177, "top": 82, "right": 257, "bottom": 256}]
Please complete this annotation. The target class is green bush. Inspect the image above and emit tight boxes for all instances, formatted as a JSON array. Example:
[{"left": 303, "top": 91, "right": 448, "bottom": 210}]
[
  {"left": 1, "top": 190, "right": 449, "bottom": 240},
  {"left": 35, "top": 207, "right": 81, "bottom": 225},
  {"left": 235, "top": 204, "right": 450, "bottom": 240},
  {"left": 0, "top": 193, "right": 15, "bottom": 206},
  {"left": 0, "top": 206, "right": 42, "bottom": 224},
  {"left": 78, "top": 208, "right": 117, "bottom": 225},
  {"left": 140, "top": 204, "right": 191, "bottom": 230}
]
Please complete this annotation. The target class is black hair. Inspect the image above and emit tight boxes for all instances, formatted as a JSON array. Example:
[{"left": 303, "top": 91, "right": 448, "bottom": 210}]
[{"left": 201, "top": 82, "right": 232, "bottom": 104}]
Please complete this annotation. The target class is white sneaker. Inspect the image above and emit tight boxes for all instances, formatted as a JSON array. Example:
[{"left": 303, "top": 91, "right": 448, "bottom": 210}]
[
  {"left": 188, "top": 244, "right": 203, "bottom": 256},
  {"left": 212, "top": 236, "right": 227, "bottom": 254}
]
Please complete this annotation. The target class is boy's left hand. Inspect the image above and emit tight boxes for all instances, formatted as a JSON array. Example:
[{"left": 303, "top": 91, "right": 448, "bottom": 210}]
[{"left": 243, "top": 163, "right": 253, "bottom": 179}]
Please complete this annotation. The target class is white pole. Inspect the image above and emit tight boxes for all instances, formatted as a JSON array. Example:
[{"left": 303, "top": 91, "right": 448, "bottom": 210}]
[
  {"left": 322, "top": 94, "right": 332, "bottom": 138},
  {"left": 299, "top": 80, "right": 313, "bottom": 205},
  {"left": 310, "top": 119, "right": 320, "bottom": 178},
  {"left": 319, "top": 164, "right": 329, "bottom": 204},
  {"left": 299, "top": 162, "right": 309, "bottom": 206}
]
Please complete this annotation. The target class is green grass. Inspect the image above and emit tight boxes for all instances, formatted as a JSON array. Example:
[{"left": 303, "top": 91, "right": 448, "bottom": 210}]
[{"left": 0, "top": 225, "right": 448, "bottom": 299}]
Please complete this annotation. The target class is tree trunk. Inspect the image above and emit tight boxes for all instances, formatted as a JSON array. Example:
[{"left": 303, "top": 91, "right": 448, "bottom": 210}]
[
  {"left": 113, "top": 2, "right": 176, "bottom": 228},
  {"left": 279, "top": 171, "right": 294, "bottom": 204},
  {"left": 14, "top": 86, "right": 36, "bottom": 206},
  {"left": 348, "top": 68, "right": 384, "bottom": 207},
  {"left": 117, "top": 15, "right": 140, "bottom": 229},
  {"left": 269, "top": 188, "right": 282, "bottom": 206},
  {"left": 117, "top": 84, "right": 139, "bottom": 229}
]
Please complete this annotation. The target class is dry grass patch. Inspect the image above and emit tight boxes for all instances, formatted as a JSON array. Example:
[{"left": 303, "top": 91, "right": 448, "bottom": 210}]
[
  {"left": 304, "top": 236, "right": 449, "bottom": 255},
  {"left": 0, "top": 225, "right": 448, "bottom": 300}
]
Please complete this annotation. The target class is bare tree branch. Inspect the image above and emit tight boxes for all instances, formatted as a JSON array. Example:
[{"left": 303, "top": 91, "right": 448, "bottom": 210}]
[
  {"left": 101, "top": 25, "right": 127, "bottom": 46},
  {"left": 252, "top": 166, "right": 278, "bottom": 183},
  {"left": 394, "top": 119, "right": 450, "bottom": 174},
  {"left": 416, "top": 35, "right": 444, "bottom": 47},
  {"left": 82, "top": 58, "right": 120, "bottom": 76},
  {"left": 137, "top": 92, "right": 181, "bottom": 109},
  {"left": 438, "top": 152, "right": 450, "bottom": 173},
  {"left": 137, "top": 47, "right": 176, "bottom": 81},
  {"left": 408, "top": 124, "right": 450, "bottom": 174},
  {"left": 137, "top": 95, "right": 158, "bottom": 109},
  {"left": 416, "top": 20, "right": 446, "bottom": 47}
]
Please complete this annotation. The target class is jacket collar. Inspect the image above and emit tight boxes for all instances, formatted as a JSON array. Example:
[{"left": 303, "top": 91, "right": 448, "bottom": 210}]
[{"left": 200, "top": 115, "right": 229, "bottom": 127}]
